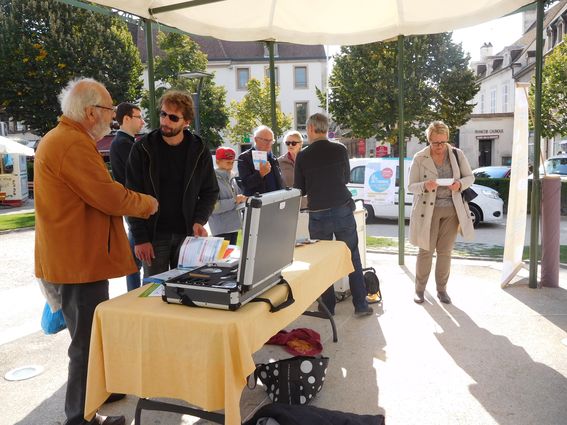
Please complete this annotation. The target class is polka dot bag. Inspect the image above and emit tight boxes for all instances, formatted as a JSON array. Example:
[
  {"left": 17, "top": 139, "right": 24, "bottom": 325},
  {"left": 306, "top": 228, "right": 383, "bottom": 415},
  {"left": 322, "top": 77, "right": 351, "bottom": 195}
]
[{"left": 249, "top": 356, "right": 329, "bottom": 404}]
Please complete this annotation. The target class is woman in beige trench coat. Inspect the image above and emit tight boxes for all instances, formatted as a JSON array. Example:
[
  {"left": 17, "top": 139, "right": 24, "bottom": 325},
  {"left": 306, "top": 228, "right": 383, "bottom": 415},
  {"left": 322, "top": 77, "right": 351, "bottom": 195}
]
[{"left": 408, "top": 121, "right": 475, "bottom": 304}]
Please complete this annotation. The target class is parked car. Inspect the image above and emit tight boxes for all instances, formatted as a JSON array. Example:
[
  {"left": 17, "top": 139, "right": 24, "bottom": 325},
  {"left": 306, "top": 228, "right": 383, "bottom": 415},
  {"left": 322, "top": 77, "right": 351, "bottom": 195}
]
[
  {"left": 542, "top": 155, "right": 567, "bottom": 180},
  {"left": 473, "top": 166, "right": 511, "bottom": 179},
  {"left": 348, "top": 157, "right": 504, "bottom": 227}
]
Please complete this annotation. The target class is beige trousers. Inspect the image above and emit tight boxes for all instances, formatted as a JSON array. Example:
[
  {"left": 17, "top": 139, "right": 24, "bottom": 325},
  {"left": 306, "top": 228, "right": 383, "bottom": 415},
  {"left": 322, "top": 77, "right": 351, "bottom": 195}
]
[{"left": 415, "top": 206, "right": 459, "bottom": 293}]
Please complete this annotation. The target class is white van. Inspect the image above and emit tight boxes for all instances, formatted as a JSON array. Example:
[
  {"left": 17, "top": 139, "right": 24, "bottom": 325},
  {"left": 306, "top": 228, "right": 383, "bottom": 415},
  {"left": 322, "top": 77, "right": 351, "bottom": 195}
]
[{"left": 347, "top": 157, "right": 504, "bottom": 227}]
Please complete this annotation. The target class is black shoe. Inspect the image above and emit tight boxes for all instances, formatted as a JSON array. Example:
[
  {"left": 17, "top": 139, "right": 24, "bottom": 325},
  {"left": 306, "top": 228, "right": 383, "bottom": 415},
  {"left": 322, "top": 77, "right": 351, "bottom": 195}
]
[
  {"left": 437, "top": 291, "right": 452, "bottom": 304},
  {"left": 414, "top": 291, "right": 425, "bottom": 304},
  {"left": 89, "top": 413, "right": 126, "bottom": 425},
  {"left": 354, "top": 306, "right": 374, "bottom": 317},
  {"left": 104, "top": 393, "right": 126, "bottom": 404}
]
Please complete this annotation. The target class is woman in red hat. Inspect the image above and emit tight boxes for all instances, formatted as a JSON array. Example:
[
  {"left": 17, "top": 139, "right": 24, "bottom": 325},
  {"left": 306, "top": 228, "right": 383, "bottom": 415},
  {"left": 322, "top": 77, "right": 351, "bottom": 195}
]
[{"left": 209, "top": 147, "right": 247, "bottom": 244}]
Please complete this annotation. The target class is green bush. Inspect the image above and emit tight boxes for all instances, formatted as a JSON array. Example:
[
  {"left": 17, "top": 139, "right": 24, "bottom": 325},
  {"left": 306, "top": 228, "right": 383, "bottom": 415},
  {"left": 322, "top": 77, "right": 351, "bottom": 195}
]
[{"left": 475, "top": 178, "right": 567, "bottom": 215}]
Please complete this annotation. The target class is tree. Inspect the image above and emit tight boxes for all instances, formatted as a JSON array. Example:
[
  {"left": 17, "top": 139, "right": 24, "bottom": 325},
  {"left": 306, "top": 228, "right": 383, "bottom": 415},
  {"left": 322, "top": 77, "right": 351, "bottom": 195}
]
[
  {"left": 142, "top": 32, "right": 229, "bottom": 148},
  {"left": 227, "top": 78, "right": 292, "bottom": 144},
  {"left": 327, "top": 33, "right": 478, "bottom": 151},
  {"left": 0, "top": 0, "right": 143, "bottom": 135},
  {"left": 529, "top": 34, "right": 567, "bottom": 140}
]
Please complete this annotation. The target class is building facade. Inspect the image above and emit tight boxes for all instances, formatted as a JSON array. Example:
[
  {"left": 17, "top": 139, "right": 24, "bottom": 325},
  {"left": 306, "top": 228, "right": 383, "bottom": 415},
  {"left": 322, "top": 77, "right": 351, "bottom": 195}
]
[
  {"left": 458, "top": 1, "right": 567, "bottom": 168},
  {"left": 192, "top": 37, "right": 327, "bottom": 152}
]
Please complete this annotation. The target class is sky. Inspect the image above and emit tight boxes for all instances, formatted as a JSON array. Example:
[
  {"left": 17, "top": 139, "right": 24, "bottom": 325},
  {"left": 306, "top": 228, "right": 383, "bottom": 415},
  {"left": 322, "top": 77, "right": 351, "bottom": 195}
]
[{"left": 451, "top": 13, "right": 524, "bottom": 61}]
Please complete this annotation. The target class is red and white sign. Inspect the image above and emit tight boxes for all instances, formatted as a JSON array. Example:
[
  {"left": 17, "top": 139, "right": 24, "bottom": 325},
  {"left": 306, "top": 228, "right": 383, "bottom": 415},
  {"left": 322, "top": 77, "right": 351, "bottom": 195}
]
[
  {"left": 381, "top": 167, "right": 393, "bottom": 179},
  {"left": 357, "top": 139, "right": 366, "bottom": 156},
  {"left": 375, "top": 145, "right": 388, "bottom": 157}
]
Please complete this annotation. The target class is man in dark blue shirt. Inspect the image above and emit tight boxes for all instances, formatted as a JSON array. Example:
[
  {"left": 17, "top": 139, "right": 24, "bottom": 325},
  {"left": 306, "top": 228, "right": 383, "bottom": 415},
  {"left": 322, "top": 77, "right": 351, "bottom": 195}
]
[
  {"left": 294, "top": 113, "right": 373, "bottom": 318},
  {"left": 237, "top": 125, "right": 284, "bottom": 196}
]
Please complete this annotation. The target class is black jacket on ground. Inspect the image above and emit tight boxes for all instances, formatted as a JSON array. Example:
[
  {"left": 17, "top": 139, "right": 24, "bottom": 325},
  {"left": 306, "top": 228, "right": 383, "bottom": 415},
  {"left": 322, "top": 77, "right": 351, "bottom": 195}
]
[
  {"left": 243, "top": 403, "right": 385, "bottom": 425},
  {"left": 125, "top": 128, "right": 219, "bottom": 245},
  {"left": 109, "top": 130, "right": 135, "bottom": 185},
  {"left": 237, "top": 147, "right": 284, "bottom": 196}
]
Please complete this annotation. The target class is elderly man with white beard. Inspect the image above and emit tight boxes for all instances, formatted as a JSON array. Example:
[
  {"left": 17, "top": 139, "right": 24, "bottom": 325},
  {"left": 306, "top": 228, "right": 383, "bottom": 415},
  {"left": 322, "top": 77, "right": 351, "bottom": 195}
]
[{"left": 34, "top": 78, "right": 158, "bottom": 425}]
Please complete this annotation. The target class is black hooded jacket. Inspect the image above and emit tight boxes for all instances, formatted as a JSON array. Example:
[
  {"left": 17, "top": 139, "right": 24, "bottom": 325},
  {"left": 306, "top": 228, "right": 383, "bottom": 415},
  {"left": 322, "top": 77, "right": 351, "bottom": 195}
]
[{"left": 125, "top": 128, "right": 219, "bottom": 245}]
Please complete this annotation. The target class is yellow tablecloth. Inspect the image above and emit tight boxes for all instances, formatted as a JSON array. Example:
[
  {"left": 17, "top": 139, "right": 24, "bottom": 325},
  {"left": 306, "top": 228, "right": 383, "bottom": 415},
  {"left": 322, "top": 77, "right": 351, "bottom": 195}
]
[{"left": 85, "top": 241, "right": 353, "bottom": 425}]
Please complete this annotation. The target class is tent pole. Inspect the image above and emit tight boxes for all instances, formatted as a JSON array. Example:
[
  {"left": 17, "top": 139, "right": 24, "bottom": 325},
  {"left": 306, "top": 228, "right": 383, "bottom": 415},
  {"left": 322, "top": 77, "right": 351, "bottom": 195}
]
[
  {"left": 529, "top": 0, "right": 544, "bottom": 288},
  {"left": 267, "top": 41, "right": 278, "bottom": 154},
  {"left": 145, "top": 19, "right": 157, "bottom": 129},
  {"left": 397, "top": 35, "right": 405, "bottom": 266}
]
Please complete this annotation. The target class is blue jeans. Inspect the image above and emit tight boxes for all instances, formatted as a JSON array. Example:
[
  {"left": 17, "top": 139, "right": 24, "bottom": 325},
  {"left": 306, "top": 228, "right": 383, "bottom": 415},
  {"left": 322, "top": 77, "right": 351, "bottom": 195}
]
[
  {"left": 126, "top": 230, "right": 142, "bottom": 291},
  {"left": 308, "top": 203, "right": 369, "bottom": 313},
  {"left": 143, "top": 232, "right": 187, "bottom": 277}
]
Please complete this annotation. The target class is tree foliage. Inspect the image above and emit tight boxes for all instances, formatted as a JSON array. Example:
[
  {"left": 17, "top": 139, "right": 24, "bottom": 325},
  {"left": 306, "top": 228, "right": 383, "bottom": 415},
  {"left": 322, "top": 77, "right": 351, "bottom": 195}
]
[
  {"left": 327, "top": 33, "right": 478, "bottom": 148},
  {"left": 529, "top": 34, "right": 567, "bottom": 139},
  {"left": 0, "top": 0, "right": 143, "bottom": 135},
  {"left": 227, "top": 78, "right": 292, "bottom": 144},
  {"left": 142, "top": 32, "right": 229, "bottom": 148}
]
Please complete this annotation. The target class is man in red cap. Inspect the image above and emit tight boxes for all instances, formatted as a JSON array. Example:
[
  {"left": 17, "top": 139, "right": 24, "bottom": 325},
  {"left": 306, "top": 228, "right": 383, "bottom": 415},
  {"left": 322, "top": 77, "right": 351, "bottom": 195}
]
[{"left": 209, "top": 147, "right": 246, "bottom": 244}]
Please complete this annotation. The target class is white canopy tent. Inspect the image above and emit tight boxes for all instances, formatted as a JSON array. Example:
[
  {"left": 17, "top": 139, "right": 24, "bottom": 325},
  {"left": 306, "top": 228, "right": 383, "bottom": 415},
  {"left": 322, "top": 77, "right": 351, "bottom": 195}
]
[
  {"left": 90, "top": 0, "right": 533, "bottom": 45},
  {"left": 0, "top": 136, "right": 35, "bottom": 156},
  {"left": 77, "top": 0, "right": 545, "bottom": 286}
]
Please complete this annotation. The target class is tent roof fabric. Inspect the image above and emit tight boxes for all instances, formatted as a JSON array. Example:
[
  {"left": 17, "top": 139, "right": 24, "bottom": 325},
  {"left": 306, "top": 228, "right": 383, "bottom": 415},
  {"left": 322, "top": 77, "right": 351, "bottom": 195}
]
[{"left": 91, "top": 0, "right": 534, "bottom": 45}]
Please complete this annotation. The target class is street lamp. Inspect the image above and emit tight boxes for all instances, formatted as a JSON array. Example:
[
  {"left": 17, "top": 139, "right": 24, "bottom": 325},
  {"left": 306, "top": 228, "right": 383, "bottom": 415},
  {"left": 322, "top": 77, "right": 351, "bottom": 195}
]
[{"left": 179, "top": 71, "right": 213, "bottom": 136}]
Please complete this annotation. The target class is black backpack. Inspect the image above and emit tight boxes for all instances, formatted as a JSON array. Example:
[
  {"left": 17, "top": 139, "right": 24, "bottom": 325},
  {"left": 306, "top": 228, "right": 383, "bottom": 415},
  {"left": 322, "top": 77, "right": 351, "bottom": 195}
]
[{"left": 363, "top": 267, "right": 382, "bottom": 303}]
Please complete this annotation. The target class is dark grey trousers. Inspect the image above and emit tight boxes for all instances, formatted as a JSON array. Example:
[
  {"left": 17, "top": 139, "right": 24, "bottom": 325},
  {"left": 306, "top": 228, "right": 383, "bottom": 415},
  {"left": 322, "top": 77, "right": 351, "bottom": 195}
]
[{"left": 60, "top": 280, "right": 109, "bottom": 425}]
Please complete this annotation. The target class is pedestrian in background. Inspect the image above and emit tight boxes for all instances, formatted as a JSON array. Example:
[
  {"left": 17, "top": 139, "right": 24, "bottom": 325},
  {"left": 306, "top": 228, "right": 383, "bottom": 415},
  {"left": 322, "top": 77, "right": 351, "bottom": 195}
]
[
  {"left": 278, "top": 130, "right": 303, "bottom": 187},
  {"left": 109, "top": 102, "right": 145, "bottom": 291},
  {"left": 408, "top": 120, "right": 475, "bottom": 305},
  {"left": 237, "top": 125, "right": 284, "bottom": 196},
  {"left": 278, "top": 130, "right": 308, "bottom": 209},
  {"left": 294, "top": 113, "right": 373, "bottom": 318},
  {"left": 209, "top": 147, "right": 246, "bottom": 245},
  {"left": 34, "top": 78, "right": 158, "bottom": 425},
  {"left": 126, "top": 90, "right": 219, "bottom": 277}
]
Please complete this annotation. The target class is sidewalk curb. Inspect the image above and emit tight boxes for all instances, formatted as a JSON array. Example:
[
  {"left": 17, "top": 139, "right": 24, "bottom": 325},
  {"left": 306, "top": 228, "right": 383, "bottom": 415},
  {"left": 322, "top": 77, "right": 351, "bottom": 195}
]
[
  {"left": 0, "top": 226, "right": 35, "bottom": 235},
  {"left": 366, "top": 248, "right": 567, "bottom": 269}
]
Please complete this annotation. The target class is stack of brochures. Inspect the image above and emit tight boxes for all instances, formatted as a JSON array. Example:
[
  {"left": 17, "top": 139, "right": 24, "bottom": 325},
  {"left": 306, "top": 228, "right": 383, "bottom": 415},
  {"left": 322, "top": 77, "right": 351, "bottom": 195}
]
[
  {"left": 139, "top": 238, "right": 241, "bottom": 297},
  {"left": 177, "top": 236, "right": 230, "bottom": 269}
]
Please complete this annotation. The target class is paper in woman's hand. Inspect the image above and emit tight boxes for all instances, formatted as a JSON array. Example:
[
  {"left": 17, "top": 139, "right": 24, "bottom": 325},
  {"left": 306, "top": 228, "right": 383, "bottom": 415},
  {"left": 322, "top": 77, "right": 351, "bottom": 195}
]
[{"left": 436, "top": 178, "right": 454, "bottom": 186}]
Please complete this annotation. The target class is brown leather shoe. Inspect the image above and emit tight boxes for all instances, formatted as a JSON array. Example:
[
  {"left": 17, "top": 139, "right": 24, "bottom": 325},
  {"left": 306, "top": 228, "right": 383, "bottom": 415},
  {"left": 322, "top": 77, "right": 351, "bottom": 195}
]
[
  {"left": 90, "top": 413, "right": 126, "bottom": 425},
  {"left": 414, "top": 291, "right": 425, "bottom": 304},
  {"left": 437, "top": 291, "right": 452, "bottom": 304}
]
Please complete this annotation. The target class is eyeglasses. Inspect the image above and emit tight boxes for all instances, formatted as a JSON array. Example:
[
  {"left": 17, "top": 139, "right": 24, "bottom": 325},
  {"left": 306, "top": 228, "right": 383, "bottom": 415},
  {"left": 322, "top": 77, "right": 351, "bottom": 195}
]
[
  {"left": 285, "top": 141, "right": 301, "bottom": 146},
  {"left": 159, "top": 110, "right": 183, "bottom": 123},
  {"left": 430, "top": 142, "right": 448, "bottom": 147},
  {"left": 94, "top": 105, "right": 115, "bottom": 112},
  {"left": 255, "top": 136, "right": 274, "bottom": 144},
  {"left": 131, "top": 115, "right": 144, "bottom": 120}
]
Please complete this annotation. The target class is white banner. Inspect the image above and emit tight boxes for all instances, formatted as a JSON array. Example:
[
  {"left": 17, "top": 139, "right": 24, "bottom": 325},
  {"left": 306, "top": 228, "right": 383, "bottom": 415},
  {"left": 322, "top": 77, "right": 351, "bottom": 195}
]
[{"left": 501, "top": 83, "right": 530, "bottom": 287}]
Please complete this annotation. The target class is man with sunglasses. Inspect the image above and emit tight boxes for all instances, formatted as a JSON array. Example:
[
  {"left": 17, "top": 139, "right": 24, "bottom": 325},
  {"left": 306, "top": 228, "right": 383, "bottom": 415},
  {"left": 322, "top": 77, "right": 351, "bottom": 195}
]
[
  {"left": 126, "top": 90, "right": 219, "bottom": 276},
  {"left": 237, "top": 125, "right": 284, "bottom": 196},
  {"left": 110, "top": 103, "right": 145, "bottom": 292}
]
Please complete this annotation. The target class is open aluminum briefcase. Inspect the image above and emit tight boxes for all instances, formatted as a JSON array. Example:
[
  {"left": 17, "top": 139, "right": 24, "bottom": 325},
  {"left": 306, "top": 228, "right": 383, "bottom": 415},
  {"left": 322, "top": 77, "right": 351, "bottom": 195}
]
[{"left": 162, "top": 188, "right": 301, "bottom": 310}]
